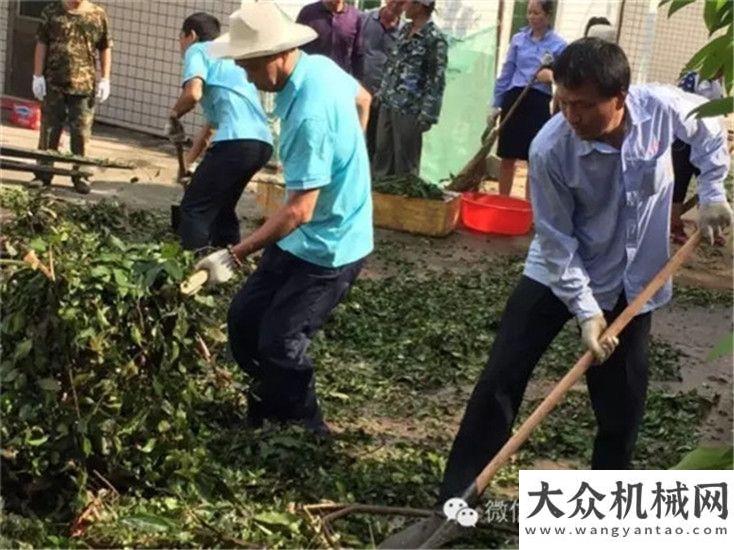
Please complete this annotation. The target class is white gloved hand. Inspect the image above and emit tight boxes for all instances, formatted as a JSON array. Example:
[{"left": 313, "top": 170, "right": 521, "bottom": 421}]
[
  {"left": 194, "top": 249, "right": 238, "bottom": 286},
  {"left": 96, "top": 78, "right": 110, "bottom": 103},
  {"left": 487, "top": 106, "right": 501, "bottom": 126},
  {"left": 32, "top": 75, "right": 46, "bottom": 101},
  {"left": 698, "top": 201, "right": 733, "bottom": 245},
  {"left": 580, "top": 314, "right": 619, "bottom": 364}
]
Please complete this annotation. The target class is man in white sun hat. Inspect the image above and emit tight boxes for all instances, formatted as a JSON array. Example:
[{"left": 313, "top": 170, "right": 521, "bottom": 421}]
[{"left": 194, "top": 0, "right": 373, "bottom": 436}]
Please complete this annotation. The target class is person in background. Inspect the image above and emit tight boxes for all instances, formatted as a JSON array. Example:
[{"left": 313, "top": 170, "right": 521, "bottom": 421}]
[
  {"left": 356, "top": 0, "right": 406, "bottom": 160},
  {"left": 373, "top": 0, "right": 447, "bottom": 178},
  {"left": 584, "top": 16, "right": 616, "bottom": 42},
  {"left": 30, "top": 0, "right": 112, "bottom": 194},
  {"left": 670, "top": 70, "right": 725, "bottom": 244},
  {"left": 296, "top": 0, "right": 363, "bottom": 75},
  {"left": 489, "top": 0, "right": 565, "bottom": 199},
  {"left": 199, "top": 2, "right": 373, "bottom": 435},
  {"left": 166, "top": 13, "right": 273, "bottom": 252}
]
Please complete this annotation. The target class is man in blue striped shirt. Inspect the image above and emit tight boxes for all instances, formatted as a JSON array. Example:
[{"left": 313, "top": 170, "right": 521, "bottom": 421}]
[{"left": 438, "top": 38, "right": 731, "bottom": 503}]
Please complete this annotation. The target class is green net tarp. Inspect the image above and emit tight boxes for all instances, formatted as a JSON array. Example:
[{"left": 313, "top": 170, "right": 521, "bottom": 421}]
[{"left": 420, "top": 26, "right": 496, "bottom": 184}]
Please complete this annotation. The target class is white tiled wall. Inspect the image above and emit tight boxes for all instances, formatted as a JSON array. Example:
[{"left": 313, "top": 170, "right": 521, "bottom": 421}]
[{"left": 95, "top": 0, "right": 311, "bottom": 136}]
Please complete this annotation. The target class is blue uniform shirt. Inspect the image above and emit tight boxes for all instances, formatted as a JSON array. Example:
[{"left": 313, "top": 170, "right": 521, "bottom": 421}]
[
  {"left": 492, "top": 26, "right": 567, "bottom": 108},
  {"left": 274, "top": 52, "right": 373, "bottom": 268},
  {"left": 524, "top": 84, "right": 729, "bottom": 321},
  {"left": 182, "top": 42, "right": 272, "bottom": 145}
]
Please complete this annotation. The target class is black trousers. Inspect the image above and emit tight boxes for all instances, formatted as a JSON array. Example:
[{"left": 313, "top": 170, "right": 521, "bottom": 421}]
[
  {"left": 672, "top": 139, "right": 700, "bottom": 204},
  {"left": 227, "top": 245, "right": 364, "bottom": 425},
  {"left": 438, "top": 276, "right": 652, "bottom": 503},
  {"left": 178, "top": 139, "right": 272, "bottom": 251}
]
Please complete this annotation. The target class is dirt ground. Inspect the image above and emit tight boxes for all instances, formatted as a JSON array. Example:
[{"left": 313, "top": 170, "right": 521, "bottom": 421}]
[{"left": 2, "top": 121, "right": 732, "bottom": 451}]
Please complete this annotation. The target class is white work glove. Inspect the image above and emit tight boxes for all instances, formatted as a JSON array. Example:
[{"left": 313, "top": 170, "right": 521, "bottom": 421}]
[
  {"left": 580, "top": 314, "right": 619, "bottom": 364},
  {"left": 194, "top": 249, "right": 238, "bottom": 286},
  {"left": 32, "top": 75, "right": 46, "bottom": 101},
  {"left": 96, "top": 78, "right": 110, "bottom": 103},
  {"left": 487, "top": 106, "right": 501, "bottom": 126},
  {"left": 698, "top": 201, "right": 733, "bottom": 245}
]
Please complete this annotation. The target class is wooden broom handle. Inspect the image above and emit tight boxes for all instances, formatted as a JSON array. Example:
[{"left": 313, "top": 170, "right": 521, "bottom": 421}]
[{"left": 474, "top": 230, "right": 702, "bottom": 493}]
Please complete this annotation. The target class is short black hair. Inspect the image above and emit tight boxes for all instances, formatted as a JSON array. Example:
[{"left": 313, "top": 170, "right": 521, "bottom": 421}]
[
  {"left": 181, "top": 12, "right": 220, "bottom": 42},
  {"left": 584, "top": 16, "right": 611, "bottom": 37},
  {"left": 553, "top": 37, "right": 630, "bottom": 98},
  {"left": 534, "top": 0, "right": 555, "bottom": 17}
]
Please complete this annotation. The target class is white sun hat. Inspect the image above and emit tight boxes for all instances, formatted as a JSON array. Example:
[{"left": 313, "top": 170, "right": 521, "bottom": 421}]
[{"left": 208, "top": 1, "right": 317, "bottom": 60}]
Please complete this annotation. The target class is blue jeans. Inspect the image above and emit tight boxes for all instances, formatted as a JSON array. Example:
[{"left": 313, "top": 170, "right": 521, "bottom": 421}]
[
  {"left": 227, "top": 245, "right": 364, "bottom": 427},
  {"left": 178, "top": 139, "right": 272, "bottom": 251}
]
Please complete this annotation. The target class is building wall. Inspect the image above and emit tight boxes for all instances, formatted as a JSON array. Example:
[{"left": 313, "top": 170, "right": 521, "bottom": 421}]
[{"left": 0, "top": 0, "right": 722, "bottom": 137}]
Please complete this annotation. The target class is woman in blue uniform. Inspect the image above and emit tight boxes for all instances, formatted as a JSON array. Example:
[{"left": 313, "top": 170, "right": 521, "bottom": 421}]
[{"left": 489, "top": 0, "right": 566, "bottom": 199}]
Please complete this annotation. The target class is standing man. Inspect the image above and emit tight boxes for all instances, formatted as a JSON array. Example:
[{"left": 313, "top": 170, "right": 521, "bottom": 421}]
[
  {"left": 356, "top": 0, "right": 406, "bottom": 159},
  {"left": 373, "top": 0, "right": 447, "bottom": 178},
  {"left": 30, "top": 0, "right": 112, "bottom": 194},
  {"left": 437, "top": 38, "right": 731, "bottom": 506},
  {"left": 167, "top": 12, "right": 273, "bottom": 251},
  {"left": 199, "top": 1, "right": 373, "bottom": 435},
  {"left": 296, "top": 0, "right": 363, "bottom": 75}
]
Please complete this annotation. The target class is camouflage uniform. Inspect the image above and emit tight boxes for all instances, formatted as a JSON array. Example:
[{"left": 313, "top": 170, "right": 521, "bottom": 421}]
[
  {"left": 373, "top": 20, "right": 448, "bottom": 177},
  {"left": 35, "top": 1, "right": 112, "bottom": 184}
]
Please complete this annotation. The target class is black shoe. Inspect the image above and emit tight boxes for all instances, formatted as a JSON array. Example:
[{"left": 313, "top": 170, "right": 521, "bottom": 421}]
[{"left": 73, "top": 178, "right": 91, "bottom": 194}]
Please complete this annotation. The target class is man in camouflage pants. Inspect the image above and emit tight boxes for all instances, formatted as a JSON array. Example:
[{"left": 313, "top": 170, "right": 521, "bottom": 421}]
[
  {"left": 373, "top": 0, "right": 447, "bottom": 177},
  {"left": 31, "top": 0, "right": 112, "bottom": 194}
]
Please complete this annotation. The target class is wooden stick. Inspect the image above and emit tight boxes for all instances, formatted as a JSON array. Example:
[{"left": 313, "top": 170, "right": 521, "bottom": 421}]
[
  {"left": 1, "top": 158, "right": 94, "bottom": 179},
  {"left": 0, "top": 144, "right": 135, "bottom": 169},
  {"left": 473, "top": 230, "right": 702, "bottom": 493}
]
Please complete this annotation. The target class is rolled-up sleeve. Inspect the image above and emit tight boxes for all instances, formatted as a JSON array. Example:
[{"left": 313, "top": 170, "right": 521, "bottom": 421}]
[
  {"left": 529, "top": 148, "right": 602, "bottom": 321},
  {"left": 667, "top": 86, "right": 729, "bottom": 204}
]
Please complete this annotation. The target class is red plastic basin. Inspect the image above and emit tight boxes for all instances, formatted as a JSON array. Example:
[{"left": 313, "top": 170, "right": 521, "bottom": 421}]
[{"left": 460, "top": 192, "right": 533, "bottom": 235}]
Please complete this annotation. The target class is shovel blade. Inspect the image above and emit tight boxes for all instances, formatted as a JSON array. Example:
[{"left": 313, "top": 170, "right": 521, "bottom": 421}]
[{"left": 379, "top": 513, "right": 467, "bottom": 549}]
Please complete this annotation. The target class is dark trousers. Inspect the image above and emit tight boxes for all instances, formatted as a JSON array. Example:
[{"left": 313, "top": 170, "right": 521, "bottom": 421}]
[
  {"left": 227, "top": 245, "right": 364, "bottom": 424},
  {"left": 672, "top": 139, "right": 700, "bottom": 204},
  {"left": 438, "top": 276, "right": 651, "bottom": 503},
  {"left": 365, "top": 99, "right": 381, "bottom": 162},
  {"left": 178, "top": 139, "right": 272, "bottom": 251},
  {"left": 35, "top": 89, "right": 95, "bottom": 184},
  {"left": 372, "top": 106, "right": 423, "bottom": 178}
]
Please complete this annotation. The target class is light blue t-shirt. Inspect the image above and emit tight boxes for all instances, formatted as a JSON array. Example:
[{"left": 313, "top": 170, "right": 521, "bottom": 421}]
[
  {"left": 182, "top": 42, "right": 272, "bottom": 145},
  {"left": 273, "top": 52, "right": 373, "bottom": 268}
]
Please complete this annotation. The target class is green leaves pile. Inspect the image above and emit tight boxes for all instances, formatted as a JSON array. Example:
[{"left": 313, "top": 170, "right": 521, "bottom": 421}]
[
  {"left": 372, "top": 174, "right": 445, "bottom": 200},
  {"left": 1, "top": 190, "right": 240, "bottom": 520},
  {"left": 0, "top": 188, "right": 722, "bottom": 548}
]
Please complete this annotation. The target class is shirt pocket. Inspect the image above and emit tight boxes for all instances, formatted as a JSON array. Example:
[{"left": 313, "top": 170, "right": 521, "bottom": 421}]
[{"left": 638, "top": 155, "right": 671, "bottom": 198}]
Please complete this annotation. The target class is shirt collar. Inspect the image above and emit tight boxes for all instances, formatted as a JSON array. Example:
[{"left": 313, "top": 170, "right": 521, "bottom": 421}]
[
  {"left": 524, "top": 25, "right": 553, "bottom": 41},
  {"left": 274, "top": 52, "right": 308, "bottom": 119},
  {"left": 575, "top": 89, "right": 650, "bottom": 156}
]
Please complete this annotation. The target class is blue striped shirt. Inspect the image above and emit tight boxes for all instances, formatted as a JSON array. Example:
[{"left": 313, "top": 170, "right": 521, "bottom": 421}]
[{"left": 524, "top": 84, "right": 729, "bottom": 320}]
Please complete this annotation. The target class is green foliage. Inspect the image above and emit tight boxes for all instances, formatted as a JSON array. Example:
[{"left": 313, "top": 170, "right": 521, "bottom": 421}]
[
  {"left": 661, "top": 0, "right": 734, "bottom": 116},
  {"left": 1, "top": 190, "right": 243, "bottom": 521},
  {"left": 0, "top": 188, "right": 721, "bottom": 547},
  {"left": 670, "top": 445, "right": 733, "bottom": 469},
  {"left": 707, "top": 331, "right": 734, "bottom": 360},
  {"left": 372, "top": 174, "right": 445, "bottom": 200}
]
